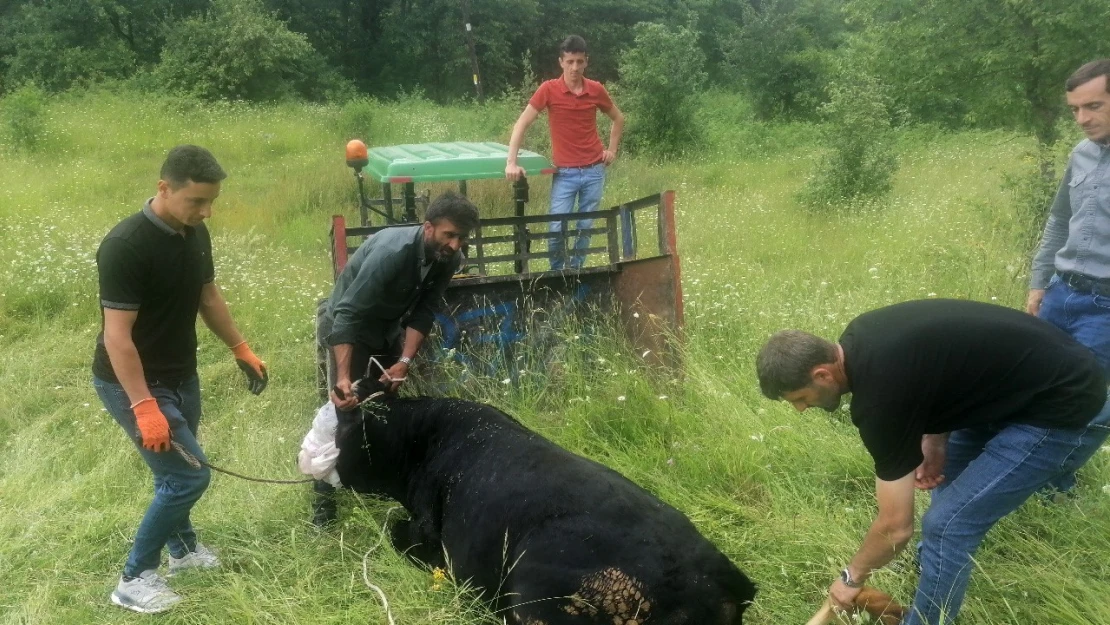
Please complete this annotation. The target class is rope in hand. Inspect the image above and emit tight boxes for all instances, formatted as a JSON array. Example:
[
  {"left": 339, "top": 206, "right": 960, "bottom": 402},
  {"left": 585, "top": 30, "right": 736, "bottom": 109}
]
[
  {"left": 368, "top": 356, "right": 407, "bottom": 383},
  {"left": 172, "top": 381, "right": 390, "bottom": 485},
  {"left": 171, "top": 440, "right": 315, "bottom": 485},
  {"left": 362, "top": 506, "right": 402, "bottom": 625}
]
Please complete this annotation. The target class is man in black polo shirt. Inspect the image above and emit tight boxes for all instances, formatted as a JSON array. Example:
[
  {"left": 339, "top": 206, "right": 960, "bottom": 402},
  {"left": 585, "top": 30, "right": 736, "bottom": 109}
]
[
  {"left": 756, "top": 299, "right": 1110, "bottom": 625},
  {"left": 93, "top": 145, "right": 268, "bottom": 614}
]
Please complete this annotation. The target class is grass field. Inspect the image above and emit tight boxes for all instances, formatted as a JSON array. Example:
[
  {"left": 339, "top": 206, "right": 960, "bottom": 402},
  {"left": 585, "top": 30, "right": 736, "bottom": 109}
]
[{"left": 1, "top": 89, "right": 1108, "bottom": 624}]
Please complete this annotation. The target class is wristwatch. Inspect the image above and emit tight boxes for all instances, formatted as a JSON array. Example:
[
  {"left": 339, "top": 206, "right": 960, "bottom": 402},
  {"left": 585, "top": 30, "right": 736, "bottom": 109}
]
[
  {"left": 840, "top": 567, "right": 864, "bottom": 589},
  {"left": 399, "top": 356, "right": 413, "bottom": 365}
]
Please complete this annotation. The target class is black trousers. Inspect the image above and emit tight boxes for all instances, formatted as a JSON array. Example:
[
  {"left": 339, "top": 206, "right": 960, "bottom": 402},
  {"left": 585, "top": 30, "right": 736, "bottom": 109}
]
[{"left": 313, "top": 316, "right": 402, "bottom": 518}]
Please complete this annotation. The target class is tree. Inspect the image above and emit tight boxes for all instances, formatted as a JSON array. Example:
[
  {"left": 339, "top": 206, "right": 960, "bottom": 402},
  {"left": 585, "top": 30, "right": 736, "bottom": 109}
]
[
  {"left": 0, "top": 0, "right": 209, "bottom": 93},
  {"left": 847, "top": 0, "right": 1110, "bottom": 151},
  {"left": 619, "top": 21, "right": 707, "bottom": 157},
  {"left": 1, "top": 1, "right": 138, "bottom": 92},
  {"left": 155, "top": 0, "right": 350, "bottom": 101},
  {"left": 721, "top": 0, "right": 848, "bottom": 119},
  {"left": 265, "top": 0, "right": 543, "bottom": 100}
]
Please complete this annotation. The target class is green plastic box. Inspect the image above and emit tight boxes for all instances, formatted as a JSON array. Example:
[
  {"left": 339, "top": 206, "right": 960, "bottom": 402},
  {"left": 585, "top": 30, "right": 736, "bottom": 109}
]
[{"left": 364, "top": 142, "right": 554, "bottom": 183}]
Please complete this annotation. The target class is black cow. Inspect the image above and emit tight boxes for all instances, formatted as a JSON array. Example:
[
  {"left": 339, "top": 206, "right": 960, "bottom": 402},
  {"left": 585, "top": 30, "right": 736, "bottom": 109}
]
[{"left": 334, "top": 392, "right": 757, "bottom": 625}]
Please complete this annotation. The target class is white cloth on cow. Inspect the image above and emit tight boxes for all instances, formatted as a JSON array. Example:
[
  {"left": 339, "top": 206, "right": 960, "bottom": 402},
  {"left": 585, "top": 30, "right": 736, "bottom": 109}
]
[{"left": 298, "top": 401, "right": 343, "bottom": 487}]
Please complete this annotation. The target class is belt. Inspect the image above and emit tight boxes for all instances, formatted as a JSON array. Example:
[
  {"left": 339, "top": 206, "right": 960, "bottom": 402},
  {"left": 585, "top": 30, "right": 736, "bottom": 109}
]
[
  {"left": 559, "top": 160, "right": 603, "bottom": 170},
  {"left": 1059, "top": 272, "right": 1110, "bottom": 297}
]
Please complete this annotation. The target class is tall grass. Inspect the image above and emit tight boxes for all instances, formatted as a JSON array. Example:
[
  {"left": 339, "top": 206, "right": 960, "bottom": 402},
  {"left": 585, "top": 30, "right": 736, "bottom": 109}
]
[{"left": 1, "top": 89, "right": 1107, "bottom": 624}]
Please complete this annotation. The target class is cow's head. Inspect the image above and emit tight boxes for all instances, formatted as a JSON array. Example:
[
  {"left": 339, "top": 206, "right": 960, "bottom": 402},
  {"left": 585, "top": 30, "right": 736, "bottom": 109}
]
[{"left": 333, "top": 384, "right": 423, "bottom": 502}]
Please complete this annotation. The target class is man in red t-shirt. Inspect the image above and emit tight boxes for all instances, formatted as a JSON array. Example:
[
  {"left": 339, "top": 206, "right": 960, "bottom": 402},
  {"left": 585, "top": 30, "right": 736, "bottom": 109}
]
[{"left": 505, "top": 35, "right": 625, "bottom": 270}]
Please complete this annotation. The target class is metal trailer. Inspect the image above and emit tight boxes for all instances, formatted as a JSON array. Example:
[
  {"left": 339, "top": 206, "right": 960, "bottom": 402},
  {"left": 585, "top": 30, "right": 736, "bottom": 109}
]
[{"left": 318, "top": 141, "right": 684, "bottom": 397}]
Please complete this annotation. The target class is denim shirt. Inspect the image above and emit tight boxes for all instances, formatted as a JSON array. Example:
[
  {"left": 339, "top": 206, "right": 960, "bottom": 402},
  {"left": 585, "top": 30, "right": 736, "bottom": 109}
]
[{"left": 1031, "top": 139, "right": 1110, "bottom": 289}]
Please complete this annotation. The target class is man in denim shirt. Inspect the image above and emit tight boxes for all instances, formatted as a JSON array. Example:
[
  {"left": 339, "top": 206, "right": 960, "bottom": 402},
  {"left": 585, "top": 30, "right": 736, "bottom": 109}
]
[{"left": 1027, "top": 59, "right": 1110, "bottom": 493}]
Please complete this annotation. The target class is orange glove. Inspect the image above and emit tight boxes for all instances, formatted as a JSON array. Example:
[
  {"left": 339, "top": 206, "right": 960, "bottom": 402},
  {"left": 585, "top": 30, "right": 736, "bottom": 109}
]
[
  {"left": 132, "top": 398, "right": 171, "bottom": 452},
  {"left": 231, "top": 341, "right": 268, "bottom": 395}
]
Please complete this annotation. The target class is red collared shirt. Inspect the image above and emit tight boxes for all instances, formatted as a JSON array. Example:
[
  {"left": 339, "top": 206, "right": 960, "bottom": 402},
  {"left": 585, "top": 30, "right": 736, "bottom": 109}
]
[{"left": 529, "top": 78, "right": 614, "bottom": 168}]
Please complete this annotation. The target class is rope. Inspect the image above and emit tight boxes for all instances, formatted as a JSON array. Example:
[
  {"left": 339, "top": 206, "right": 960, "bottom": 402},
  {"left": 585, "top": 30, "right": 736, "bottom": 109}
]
[
  {"left": 362, "top": 506, "right": 402, "bottom": 625},
  {"left": 367, "top": 356, "right": 407, "bottom": 383},
  {"left": 358, "top": 389, "right": 387, "bottom": 409},
  {"left": 171, "top": 378, "right": 393, "bottom": 485},
  {"left": 171, "top": 441, "right": 315, "bottom": 485}
]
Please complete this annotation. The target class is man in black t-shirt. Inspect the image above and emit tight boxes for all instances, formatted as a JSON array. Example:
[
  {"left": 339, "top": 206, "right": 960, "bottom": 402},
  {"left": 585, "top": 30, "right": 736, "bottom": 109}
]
[
  {"left": 756, "top": 299, "right": 1110, "bottom": 625},
  {"left": 93, "top": 145, "right": 269, "bottom": 614}
]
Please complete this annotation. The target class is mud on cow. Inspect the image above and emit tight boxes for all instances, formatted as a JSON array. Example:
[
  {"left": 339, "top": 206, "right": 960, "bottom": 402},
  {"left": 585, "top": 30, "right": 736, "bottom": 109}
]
[{"left": 333, "top": 392, "right": 757, "bottom": 625}]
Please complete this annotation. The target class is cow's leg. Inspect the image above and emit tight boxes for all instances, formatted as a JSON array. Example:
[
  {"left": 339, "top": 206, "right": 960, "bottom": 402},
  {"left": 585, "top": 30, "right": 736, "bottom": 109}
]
[{"left": 388, "top": 517, "right": 446, "bottom": 569}]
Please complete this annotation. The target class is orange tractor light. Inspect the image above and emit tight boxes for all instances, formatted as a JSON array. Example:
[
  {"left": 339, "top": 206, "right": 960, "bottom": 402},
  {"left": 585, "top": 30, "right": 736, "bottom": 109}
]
[{"left": 345, "top": 139, "right": 369, "bottom": 171}]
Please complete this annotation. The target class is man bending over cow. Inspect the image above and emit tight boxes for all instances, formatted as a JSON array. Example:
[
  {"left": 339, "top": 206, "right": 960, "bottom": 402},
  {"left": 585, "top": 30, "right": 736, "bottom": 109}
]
[
  {"left": 756, "top": 299, "right": 1110, "bottom": 625},
  {"left": 311, "top": 191, "right": 479, "bottom": 526}
]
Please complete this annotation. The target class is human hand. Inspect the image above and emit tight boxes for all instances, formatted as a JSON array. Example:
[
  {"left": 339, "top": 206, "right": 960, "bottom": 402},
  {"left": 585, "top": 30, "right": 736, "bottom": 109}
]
[
  {"left": 505, "top": 163, "right": 525, "bottom": 181},
  {"left": 1025, "top": 289, "right": 1045, "bottom": 316},
  {"left": 331, "top": 379, "right": 358, "bottom": 410},
  {"left": 828, "top": 578, "right": 862, "bottom": 612},
  {"left": 916, "top": 435, "right": 947, "bottom": 490},
  {"left": 601, "top": 149, "right": 617, "bottom": 165},
  {"left": 379, "top": 361, "right": 410, "bottom": 393},
  {"left": 231, "top": 341, "right": 268, "bottom": 395},
  {"left": 132, "top": 397, "right": 171, "bottom": 452}
]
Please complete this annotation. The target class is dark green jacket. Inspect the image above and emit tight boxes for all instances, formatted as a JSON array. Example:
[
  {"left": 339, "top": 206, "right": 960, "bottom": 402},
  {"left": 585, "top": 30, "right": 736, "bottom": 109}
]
[{"left": 324, "top": 225, "right": 460, "bottom": 349}]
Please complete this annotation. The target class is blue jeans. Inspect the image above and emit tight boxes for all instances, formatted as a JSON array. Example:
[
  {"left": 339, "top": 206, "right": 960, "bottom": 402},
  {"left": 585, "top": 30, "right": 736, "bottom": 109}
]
[
  {"left": 94, "top": 375, "right": 211, "bottom": 578},
  {"left": 1036, "top": 273, "right": 1110, "bottom": 491},
  {"left": 1038, "top": 274, "right": 1110, "bottom": 371},
  {"left": 906, "top": 400, "right": 1110, "bottom": 625},
  {"left": 548, "top": 163, "right": 606, "bottom": 270}
]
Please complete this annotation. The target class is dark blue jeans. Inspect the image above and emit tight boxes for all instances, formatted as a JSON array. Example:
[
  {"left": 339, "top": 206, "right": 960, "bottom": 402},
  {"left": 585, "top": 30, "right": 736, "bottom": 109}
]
[
  {"left": 94, "top": 375, "right": 211, "bottom": 578},
  {"left": 907, "top": 401, "right": 1110, "bottom": 625},
  {"left": 1038, "top": 274, "right": 1110, "bottom": 371},
  {"left": 1037, "top": 273, "right": 1110, "bottom": 491}
]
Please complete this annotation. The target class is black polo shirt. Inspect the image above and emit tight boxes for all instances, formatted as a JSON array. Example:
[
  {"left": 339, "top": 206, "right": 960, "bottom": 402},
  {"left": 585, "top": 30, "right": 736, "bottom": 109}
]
[
  {"left": 841, "top": 299, "right": 1106, "bottom": 481},
  {"left": 92, "top": 201, "right": 215, "bottom": 385}
]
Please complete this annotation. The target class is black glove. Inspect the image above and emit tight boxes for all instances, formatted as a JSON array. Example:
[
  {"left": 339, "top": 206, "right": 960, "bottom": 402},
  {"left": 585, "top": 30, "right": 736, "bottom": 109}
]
[{"left": 236, "top": 358, "right": 269, "bottom": 395}]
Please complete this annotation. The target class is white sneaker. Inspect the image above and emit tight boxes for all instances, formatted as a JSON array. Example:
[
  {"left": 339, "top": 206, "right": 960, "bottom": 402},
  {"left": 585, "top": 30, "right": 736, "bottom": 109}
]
[
  {"left": 168, "top": 543, "right": 221, "bottom": 576},
  {"left": 110, "top": 570, "right": 182, "bottom": 613}
]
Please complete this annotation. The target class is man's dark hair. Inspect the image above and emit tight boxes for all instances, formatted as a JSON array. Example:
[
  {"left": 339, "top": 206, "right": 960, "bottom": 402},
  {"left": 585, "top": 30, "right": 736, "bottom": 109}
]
[
  {"left": 559, "top": 35, "right": 588, "bottom": 57},
  {"left": 756, "top": 330, "right": 838, "bottom": 399},
  {"left": 160, "top": 145, "right": 227, "bottom": 188},
  {"left": 1066, "top": 59, "right": 1110, "bottom": 93},
  {"left": 425, "top": 190, "right": 480, "bottom": 233}
]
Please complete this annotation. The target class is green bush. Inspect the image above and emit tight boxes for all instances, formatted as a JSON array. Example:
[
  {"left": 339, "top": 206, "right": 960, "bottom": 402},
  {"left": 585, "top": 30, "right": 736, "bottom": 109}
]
[
  {"left": 2, "top": 83, "right": 47, "bottom": 152},
  {"left": 801, "top": 69, "right": 898, "bottom": 207},
  {"left": 619, "top": 21, "right": 707, "bottom": 158},
  {"left": 155, "top": 0, "right": 351, "bottom": 102},
  {"left": 334, "top": 98, "right": 377, "bottom": 141}
]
